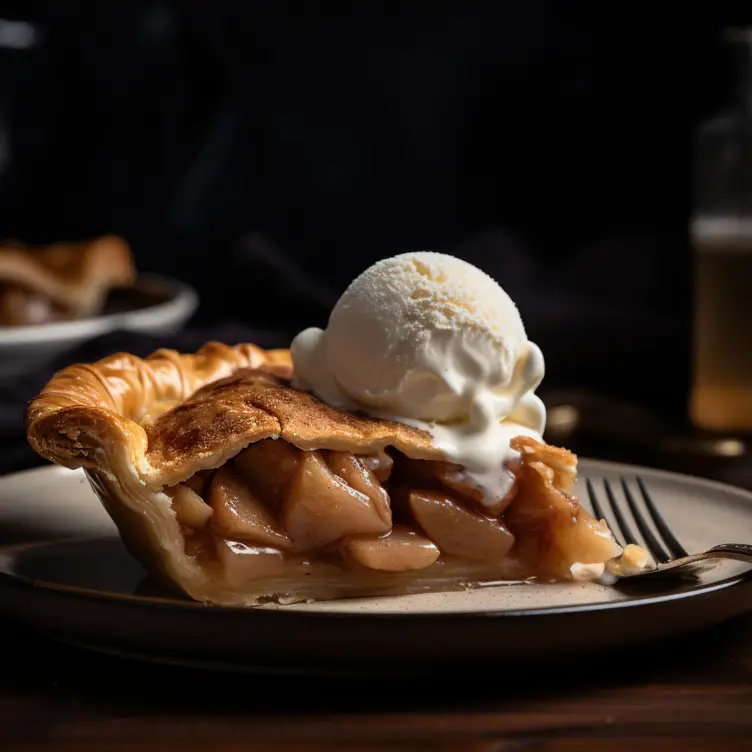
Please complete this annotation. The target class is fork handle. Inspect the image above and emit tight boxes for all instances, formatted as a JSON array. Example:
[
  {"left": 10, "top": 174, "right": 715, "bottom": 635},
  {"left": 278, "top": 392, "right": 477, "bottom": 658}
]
[{"left": 705, "top": 543, "right": 752, "bottom": 564}]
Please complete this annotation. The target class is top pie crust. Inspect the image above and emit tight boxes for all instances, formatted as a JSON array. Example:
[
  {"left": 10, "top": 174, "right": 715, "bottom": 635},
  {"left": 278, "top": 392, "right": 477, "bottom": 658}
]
[{"left": 26, "top": 342, "right": 447, "bottom": 487}]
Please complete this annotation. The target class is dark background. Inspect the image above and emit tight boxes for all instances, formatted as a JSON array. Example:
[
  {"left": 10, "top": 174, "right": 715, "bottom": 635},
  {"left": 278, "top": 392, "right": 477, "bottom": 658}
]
[
  {"left": 5, "top": 10, "right": 752, "bottom": 738},
  {"left": 0, "top": 2, "right": 748, "bottom": 467}
]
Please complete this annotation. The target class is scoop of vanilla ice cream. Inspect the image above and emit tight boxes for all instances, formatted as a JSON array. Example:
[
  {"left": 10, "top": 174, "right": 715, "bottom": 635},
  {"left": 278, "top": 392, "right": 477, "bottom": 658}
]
[{"left": 291, "top": 252, "right": 546, "bottom": 497}]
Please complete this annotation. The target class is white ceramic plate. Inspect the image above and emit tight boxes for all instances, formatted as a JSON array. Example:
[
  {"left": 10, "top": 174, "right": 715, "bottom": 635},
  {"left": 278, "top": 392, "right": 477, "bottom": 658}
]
[
  {"left": 0, "top": 273, "right": 198, "bottom": 380},
  {"left": 0, "top": 461, "right": 751, "bottom": 674}
]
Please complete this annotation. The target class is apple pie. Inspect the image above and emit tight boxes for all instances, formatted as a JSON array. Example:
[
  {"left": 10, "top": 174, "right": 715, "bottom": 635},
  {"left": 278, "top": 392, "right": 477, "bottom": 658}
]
[
  {"left": 24, "top": 342, "right": 632, "bottom": 606},
  {"left": 0, "top": 235, "right": 135, "bottom": 326}
]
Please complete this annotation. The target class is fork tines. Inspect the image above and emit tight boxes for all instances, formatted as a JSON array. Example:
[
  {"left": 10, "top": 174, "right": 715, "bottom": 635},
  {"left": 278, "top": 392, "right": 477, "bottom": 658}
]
[{"left": 585, "top": 476, "right": 688, "bottom": 564}]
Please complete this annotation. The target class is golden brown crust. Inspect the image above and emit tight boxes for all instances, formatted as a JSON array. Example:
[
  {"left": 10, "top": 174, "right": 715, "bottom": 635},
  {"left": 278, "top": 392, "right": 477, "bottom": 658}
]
[
  {"left": 144, "top": 368, "right": 436, "bottom": 485},
  {"left": 0, "top": 235, "right": 136, "bottom": 318},
  {"left": 25, "top": 341, "right": 436, "bottom": 487},
  {"left": 510, "top": 435, "right": 577, "bottom": 491},
  {"left": 25, "top": 342, "right": 275, "bottom": 475}
]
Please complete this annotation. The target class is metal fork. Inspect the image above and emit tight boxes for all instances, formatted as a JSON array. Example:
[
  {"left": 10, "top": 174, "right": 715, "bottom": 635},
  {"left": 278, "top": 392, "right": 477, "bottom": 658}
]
[{"left": 585, "top": 477, "right": 752, "bottom": 580}]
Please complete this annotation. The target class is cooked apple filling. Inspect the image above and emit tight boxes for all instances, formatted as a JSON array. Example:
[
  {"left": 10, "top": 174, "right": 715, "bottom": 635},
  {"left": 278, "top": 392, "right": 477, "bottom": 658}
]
[{"left": 164, "top": 435, "right": 619, "bottom": 596}]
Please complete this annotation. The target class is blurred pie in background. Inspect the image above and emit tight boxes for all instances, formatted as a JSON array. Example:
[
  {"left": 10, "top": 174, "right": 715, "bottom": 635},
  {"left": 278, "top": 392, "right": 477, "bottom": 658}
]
[{"left": 0, "top": 235, "right": 135, "bottom": 327}]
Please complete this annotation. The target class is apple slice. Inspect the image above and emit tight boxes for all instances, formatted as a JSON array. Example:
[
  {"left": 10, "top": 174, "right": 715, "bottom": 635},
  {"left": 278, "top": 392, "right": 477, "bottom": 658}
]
[
  {"left": 208, "top": 465, "right": 292, "bottom": 549},
  {"left": 233, "top": 439, "right": 301, "bottom": 507},
  {"left": 409, "top": 490, "right": 515, "bottom": 561},
  {"left": 183, "top": 473, "right": 207, "bottom": 496},
  {"left": 283, "top": 451, "right": 391, "bottom": 551},
  {"left": 360, "top": 450, "right": 394, "bottom": 482},
  {"left": 324, "top": 451, "right": 392, "bottom": 525},
  {"left": 215, "top": 538, "right": 287, "bottom": 587},
  {"left": 343, "top": 525, "right": 439, "bottom": 571},
  {"left": 431, "top": 461, "right": 518, "bottom": 517},
  {"left": 169, "top": 484, "right": 213, "bottom": 530}
]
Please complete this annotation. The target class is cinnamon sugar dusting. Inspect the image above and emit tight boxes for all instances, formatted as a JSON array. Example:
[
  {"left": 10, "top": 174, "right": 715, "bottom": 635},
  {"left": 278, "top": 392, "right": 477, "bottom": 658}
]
[{"left": 144, "top": 369, "right": 437, "bottom": 485}]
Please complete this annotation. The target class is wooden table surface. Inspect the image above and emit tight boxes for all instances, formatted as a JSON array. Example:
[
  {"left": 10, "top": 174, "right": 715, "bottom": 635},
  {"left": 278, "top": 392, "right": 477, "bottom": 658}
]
[{"left": 2, "top": 606, "right": 752, "bottom": 751}]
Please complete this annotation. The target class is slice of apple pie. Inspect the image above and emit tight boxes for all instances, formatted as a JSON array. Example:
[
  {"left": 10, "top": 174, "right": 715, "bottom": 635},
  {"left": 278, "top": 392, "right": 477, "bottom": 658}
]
[
  {"left": 26, "top": 342, "right": 627, "bottom": 606},
  {"left": 0, "top": 235, "right": 135, "bottom": 326}
]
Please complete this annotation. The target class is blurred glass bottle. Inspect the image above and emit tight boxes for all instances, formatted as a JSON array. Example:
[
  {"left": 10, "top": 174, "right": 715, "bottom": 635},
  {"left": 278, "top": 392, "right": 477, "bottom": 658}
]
[{"left": 691, "top": 28, "right": 752, "bottom": 431}]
